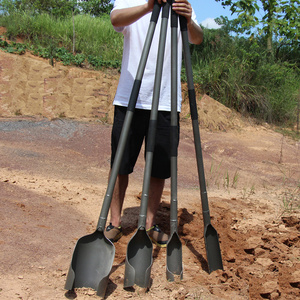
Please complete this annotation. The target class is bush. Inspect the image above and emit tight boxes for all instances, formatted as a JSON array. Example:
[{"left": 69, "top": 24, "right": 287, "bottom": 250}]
[{"left": 188, "top": 28, "right": 300, "bottom": 124}]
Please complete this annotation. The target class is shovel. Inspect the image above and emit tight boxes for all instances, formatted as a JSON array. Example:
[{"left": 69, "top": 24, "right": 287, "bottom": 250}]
[
  {"left": 124, "top": 1, "right": 171, "bottom": 289},
  {"left": 64, "top": 2, "right": 162, "bottom": 297},
  {"left": 179, "top": 16, "right": 223, "bottom": 273},
  {"left": 166, "top": 3, "right": 183, "bottom": 281}
]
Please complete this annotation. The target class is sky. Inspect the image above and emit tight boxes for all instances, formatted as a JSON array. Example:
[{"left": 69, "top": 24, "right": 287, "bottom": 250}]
[{"left": 189, "top": 0, "right": 237, "bottom": 29}]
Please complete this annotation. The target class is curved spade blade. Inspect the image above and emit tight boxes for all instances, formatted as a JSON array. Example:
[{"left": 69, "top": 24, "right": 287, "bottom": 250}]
[
  {"left": 64, "top": 231, "right": 114, "bottom": 298},
  {"left": 166, "top": 0, "right": 183, "bottom": 282},
  {"left": 179, "top": 15, "right": 223, "bottom": 273},
  {"left": 204, "top": 224, "right": 223, "bottom": 272},
  {"left": 124, "top": 1, "right": 171, "bottom": 289},
  {"left": 124, "top": 228, "right": 153, "bottom": 288},
  {"left": 65, "top": 2, "right": 162, "bottom": 296},
  {"left": 166, "top": 232, "right": 183, "bottom": 281}
]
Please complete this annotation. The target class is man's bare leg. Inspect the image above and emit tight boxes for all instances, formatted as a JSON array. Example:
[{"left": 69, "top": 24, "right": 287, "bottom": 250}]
[
  {"left": 109, "top": 175, "right": 164, "bottom": 229},
  {"left": 146, "top": 176, "right": 165, "bottom": 230},
  {"left": 109, "top": 173, "right": 129, "bottom": 227}
]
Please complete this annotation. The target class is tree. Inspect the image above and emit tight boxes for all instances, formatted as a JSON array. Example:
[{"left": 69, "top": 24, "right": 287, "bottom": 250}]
[
  {"left": 0, "top": 0, "right": 114, "bottom": 17},
  {"left": 217, "top": 0, "right": 300, "bottom": 54},
  {"left": 78, "top": 0, "right": 113, "bottom": 16}
]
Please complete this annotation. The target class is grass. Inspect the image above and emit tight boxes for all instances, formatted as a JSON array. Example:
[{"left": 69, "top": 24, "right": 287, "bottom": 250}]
[
  {"left": 0, "top": 34, "right": 121, "bottom": 69},
  {"left": 232, "top": 170, "right": 239, "bottom": 188},
  {"left": 1, "top": 12, "right": 123, "bottom": 59},
  {"left": 276, "top": 164, "right": 300, "bottom": 217},
  {"left": 207, "top": 158, "right": 240, "bottom": 191},
  {"left": 279, "top": 185, "right": 300, "bottom": 216},
  {"left": 275, "top": 127, "right": 300, "bottom": 141},
  {"left": 241, "top": 185, "right": 256, "bottom": 200},
  {"left": 208, "top": 158, "right": 223, "bottom": 189},
  {"left": 0, "top": 12, "right": 123, "bottom": 68}
]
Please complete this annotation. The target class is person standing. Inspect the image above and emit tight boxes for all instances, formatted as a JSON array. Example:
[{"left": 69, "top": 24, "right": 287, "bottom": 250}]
[{"left": 105, "top": 0, "right": 203, "bottom": 247}]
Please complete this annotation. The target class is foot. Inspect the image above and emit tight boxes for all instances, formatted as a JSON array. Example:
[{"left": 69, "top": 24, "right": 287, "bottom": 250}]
[
  {"left": 104, "top": 223, "right": 123, "bottom": 243},
  {"left": 147, "top": 225, "right": 169, "bottom": 248}
]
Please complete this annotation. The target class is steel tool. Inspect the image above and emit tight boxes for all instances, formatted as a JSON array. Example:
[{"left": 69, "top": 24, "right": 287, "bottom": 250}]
[
  {"left": 179, "top": 15, "right": 223, "bottom": 273},
  {"left": 166, "top": 2, "right": 183, "bottom": 281},
  {"left": 64, "top": 2, "right": 161, "bottom": 297},
  {"left": 124, "top": 1, "right": 171, "bottom": 289}
]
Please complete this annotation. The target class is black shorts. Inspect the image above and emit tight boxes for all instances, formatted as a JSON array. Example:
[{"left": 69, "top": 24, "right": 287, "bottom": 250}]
[{"left": 111, "top": 105, "right": 179, "bottom": 179}]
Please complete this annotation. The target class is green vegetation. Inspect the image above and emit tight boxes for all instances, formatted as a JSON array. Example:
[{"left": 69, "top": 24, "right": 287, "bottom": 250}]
[
  {"left": 0, "top": 12, "right": 123, "bottom": 67},
  {"left": 216, "top": 0, "right": 299, "bottom": 54},
  {"left": 0, "top": 0, "right": 299, "bottom": 128},
  {"left": 280, "top": 186, "right": 300, "bottom": 216}
]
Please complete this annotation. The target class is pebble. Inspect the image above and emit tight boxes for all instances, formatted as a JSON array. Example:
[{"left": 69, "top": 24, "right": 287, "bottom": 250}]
[
  {"left": 225, "top": 248, "right": 236, "bottom": 262},
  {"left": 260, "top": 281, "right": 279, "bottom": 294},
  {"left": 256, "top": 257, "right": 273, "bottom": 268},
  {"left": 244, "top": 236, "right": 263, "bottom": 250},
  {"left": 290, "top": 270, "right": 300, "bottom": 285}
]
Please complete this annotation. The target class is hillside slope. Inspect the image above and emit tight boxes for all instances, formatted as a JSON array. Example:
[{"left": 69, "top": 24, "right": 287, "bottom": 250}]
[{"left": 0, "top": 49, "right": 245, "bottom": 131}]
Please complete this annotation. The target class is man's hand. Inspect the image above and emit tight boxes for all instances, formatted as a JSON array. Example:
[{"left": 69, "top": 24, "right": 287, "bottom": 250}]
[
  {"left": 111, "top": 0, "right": 168, "bottom": 27},
  {"left": 172, "top": 0, "right": 192, "bottom": 25},
  {"left": 172, "top": 0, "right": 203, "bottom": 45},
  {"left": 148, "top": 0, "right": 193, "bottom": 26},
  {"left": 111, "top": 0, "right": 203, "bottom": 44},
  {"left": 146, "top": 0, "right": 167, "bottom": 12},
  {"left": 147, "top": 0, "right": 203, "bottom": 45}
]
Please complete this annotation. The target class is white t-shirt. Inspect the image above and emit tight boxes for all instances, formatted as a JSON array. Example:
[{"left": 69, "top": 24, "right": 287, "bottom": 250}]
[{"left": 112, "top": 0, "right": 198, "bottom": 112}]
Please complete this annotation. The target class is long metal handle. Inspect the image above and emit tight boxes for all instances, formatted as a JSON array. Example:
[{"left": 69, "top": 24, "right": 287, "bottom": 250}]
[
  {"left": 138, "top": 1, "right": 171, "bottom": 228},
  {"left": 179, "top": 16, "right": 211, "bottom": 226},
  {"left": 180, "top": 17, "right": 223, "bottom": 273},
  {"left": 170, "top": 2, "right": 179, "bottom": 235},
  {"left": 97, "top": 1, "right": 161, "bottom": 230}
]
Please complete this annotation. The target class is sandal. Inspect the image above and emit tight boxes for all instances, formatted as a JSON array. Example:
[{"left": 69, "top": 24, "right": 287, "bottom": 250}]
[
  {"left": 104, "top": 223, "right": 123, "bottom": 243},
  {"left": 147, "top": 225, "right": 169, "bottom": 248}
]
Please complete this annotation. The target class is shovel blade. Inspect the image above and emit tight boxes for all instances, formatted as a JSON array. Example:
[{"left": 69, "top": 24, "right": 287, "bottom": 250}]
[
  {"left": 204, "top": 224, "right": 223, "bottom": 273},
  {"left": 166, "top": 232, "right": 183, "bottom": 281},
  {"left": 65, "top": 231, "right": 115, "bottom": 298},
  {"left": 124, "top": 228, "right": 153, "bottom": 288}
]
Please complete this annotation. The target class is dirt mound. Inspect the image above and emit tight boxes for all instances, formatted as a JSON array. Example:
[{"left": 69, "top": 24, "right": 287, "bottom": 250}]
[{"left": 181, "top": 93, "right": 246, "bottom": 131}]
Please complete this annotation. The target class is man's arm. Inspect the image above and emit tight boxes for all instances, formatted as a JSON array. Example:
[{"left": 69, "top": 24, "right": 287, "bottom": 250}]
[{"left": 187, "top": 20, "right": 203, "bottom": 45}]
